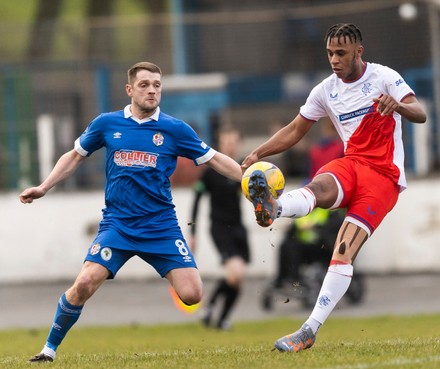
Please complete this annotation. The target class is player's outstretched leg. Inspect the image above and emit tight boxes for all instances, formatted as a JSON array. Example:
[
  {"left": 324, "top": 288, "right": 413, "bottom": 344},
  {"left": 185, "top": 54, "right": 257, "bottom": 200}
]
[
  {"left": 273, "top": 324, "right": 316, "bottom": 352},
  {"left": 248, "top": 170, "right": 278, "bottom": 227},
  {"left": 28, "top": 293, "right": 84, "bottom": 363}
]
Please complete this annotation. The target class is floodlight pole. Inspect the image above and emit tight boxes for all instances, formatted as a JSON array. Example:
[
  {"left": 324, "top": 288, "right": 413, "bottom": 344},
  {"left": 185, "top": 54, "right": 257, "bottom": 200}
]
[
  {"left": 428, "top": 0, "right": 440, "bottom": 165},
  {"left": 170, "top": 0, "right": 187, "bottom": 75}
]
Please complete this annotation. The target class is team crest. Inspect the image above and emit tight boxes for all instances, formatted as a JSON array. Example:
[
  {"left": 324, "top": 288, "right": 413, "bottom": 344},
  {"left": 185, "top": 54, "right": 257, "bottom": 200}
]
[
  {"left": 153, "top": 132, "right": 164, "bottom": 146},
  {"left": 100, "top": 247, "right": 112, "bottom": 261},
  {"left": 361, "top": 83, "right": 372, "bottom": 96},
  {"left": 90, "top": 243, "right": 101, "bottom": 256},
  {"left": 319, "top": 295, "right": 331, "bottom": 306}
]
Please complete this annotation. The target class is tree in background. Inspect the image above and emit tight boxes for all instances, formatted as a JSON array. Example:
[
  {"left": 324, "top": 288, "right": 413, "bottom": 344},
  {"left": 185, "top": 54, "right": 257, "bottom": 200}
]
[{"left": 26, "top": 0, "right": 63, "bottom": 60}]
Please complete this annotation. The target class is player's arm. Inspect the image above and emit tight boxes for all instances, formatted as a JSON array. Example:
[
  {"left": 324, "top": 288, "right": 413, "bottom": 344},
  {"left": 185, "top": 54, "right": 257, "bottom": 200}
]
[
  {"left": 373, "top": 94, "right": 427, "bottom": 123},
  {"left": 19, "top": 149, "right": 86, "bottom": 204},
  {"left": 205, "top": 151, "right": 242, "bottom": 182},
  {"left": 241, "top": 114, "right": 315, "bottom": 170}
]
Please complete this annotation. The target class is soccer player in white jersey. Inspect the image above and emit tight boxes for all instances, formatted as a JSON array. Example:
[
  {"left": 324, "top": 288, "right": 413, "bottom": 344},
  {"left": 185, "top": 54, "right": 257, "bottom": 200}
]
[
  {"left": 241, "top": 23, "right": 427, "bottom": 353},
  {"left": 19, "top": 62, "right": 242, "bottom": 362}
]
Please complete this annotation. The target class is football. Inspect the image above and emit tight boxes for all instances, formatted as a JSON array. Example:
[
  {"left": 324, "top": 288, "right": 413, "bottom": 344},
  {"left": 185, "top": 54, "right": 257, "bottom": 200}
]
[{"left": 241, "top": 161, "right": 285, "bottom": 201}]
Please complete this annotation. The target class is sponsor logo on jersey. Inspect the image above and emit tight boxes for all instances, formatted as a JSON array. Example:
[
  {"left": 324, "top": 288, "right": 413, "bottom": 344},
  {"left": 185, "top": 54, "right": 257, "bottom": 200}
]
[
  {"left": 100, "top": 247, "right": 112, "bottom": 261},
  {"left": 114, "top": 150, "right": 158, "bottom": 168},
  {"left": 90, "top": 243, "right": 101, "bottom": 255},
  {"left": 361, "top": 82, "right": 372, "bottom": 96},
  {"left": 339, "top": 105, "right": 374, "bottom": 122},
  {"left": 329, "top": 92, "right": 338, "bottom": 100},
  {"left": 113, "top": 132, "right": 122, "bottom": 139},
  {"left": 153, "top": 132, "right": 164, "bottom": 146}
]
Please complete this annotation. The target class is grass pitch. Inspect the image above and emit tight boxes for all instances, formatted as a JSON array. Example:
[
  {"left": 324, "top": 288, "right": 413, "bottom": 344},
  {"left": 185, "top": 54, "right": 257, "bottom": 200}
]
[{"left": 1, "top": 315, "right": 440, "bottom": 369}]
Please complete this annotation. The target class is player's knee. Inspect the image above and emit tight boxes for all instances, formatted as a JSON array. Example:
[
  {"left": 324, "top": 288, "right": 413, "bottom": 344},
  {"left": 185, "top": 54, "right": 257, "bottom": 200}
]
[
  {"left": 225, "top": 258, "right": 246, "bottom": 287},
  {"left": 332, "top": 222, "right": 368, "bottom": 263},
  {"left": 225, "top": 270, "right": 245, "bottom": 287},
  {"left": 71, "top": 276, "right": 99, "bottom": 303},
  {"left": 180, "top": 295, "right": 202, "bottom": 306},
  {"left": 178, "top": 286, "right": 203, "bottom": 306},
  {"left": 307, "top": 176, "right": 339, "bottom": 208},
  {"left": 225, "top": 276, "right": 242, "bottom": 288}
]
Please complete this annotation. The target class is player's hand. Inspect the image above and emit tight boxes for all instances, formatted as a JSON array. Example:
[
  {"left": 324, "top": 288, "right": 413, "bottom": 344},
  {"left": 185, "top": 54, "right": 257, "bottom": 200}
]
[
  {"left": 19, "top": 186, "right": 46, "bottom": 204},
  {"left": 241, "top": 153, "right": 259, "bottom": 174},
  {"left": 373, "top": 94, "right": 399, "bottom": 117}
]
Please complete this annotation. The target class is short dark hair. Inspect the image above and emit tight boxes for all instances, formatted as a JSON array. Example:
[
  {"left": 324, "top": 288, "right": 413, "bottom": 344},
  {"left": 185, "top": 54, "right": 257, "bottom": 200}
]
[
  {"left": 324, "top": 23, "right": 363, "bottom": 45},
  {"left": 127, "top": 62, "right": 162, "bottom": 84}
]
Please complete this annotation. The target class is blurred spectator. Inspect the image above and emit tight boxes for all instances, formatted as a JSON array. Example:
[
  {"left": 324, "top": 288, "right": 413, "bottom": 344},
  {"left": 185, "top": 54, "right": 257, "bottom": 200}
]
[
  {"left": 268, "top": 117, "right": 352, "bottom": 307},
  {"left": 308, "top": 117, "right": 344, "bottom": 180},
  {"left": 189, "top": 126, "right": 250, "bottom": 330},
  {"left": 274, "top": 208, "right": 344, "bottom": 290},
  {"left": 170, "top": 123, "right": 205, "bottom": 187},
  {"left": 170, "top": 157, "right": 205, "bottom": 187},
  {"left": 267, "top": 120, "right": 310, "bottom": 178}
]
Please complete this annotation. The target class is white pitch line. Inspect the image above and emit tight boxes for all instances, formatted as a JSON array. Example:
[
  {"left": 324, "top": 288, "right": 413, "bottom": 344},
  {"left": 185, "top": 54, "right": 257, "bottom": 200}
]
[{"left": 320, "top": 355, "right": 440, "bottom": 369}]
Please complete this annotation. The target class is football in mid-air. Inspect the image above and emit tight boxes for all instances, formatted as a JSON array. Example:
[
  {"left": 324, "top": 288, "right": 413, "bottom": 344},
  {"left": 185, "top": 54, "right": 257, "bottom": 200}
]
[{"left": 241, "top": 161, "right": 285, "bottom": 201}]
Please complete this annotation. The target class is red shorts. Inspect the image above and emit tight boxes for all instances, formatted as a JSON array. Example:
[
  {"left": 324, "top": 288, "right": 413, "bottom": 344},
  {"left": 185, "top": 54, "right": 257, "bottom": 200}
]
[{"left": 316, "top": 157, "right": 400, "bottom": 234}]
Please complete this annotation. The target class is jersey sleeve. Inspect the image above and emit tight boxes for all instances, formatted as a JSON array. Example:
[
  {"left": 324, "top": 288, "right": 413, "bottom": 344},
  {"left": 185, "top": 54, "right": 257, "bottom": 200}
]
[
  {"left": 382, "top": 66, "right": 415, "bottom": 102},
  {"left": 74, "top": 115, "right": 105, "bottom": 157},
  {"left": 299, "top": 83, "right": 328, "bottom": 122},
  {"left": 175, "top": 122, "right": 216, "bottom": 165}
]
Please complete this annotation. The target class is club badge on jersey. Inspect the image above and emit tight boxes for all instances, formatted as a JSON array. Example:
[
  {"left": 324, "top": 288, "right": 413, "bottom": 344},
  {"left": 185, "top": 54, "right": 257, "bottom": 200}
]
[{"left": 153, "top": 132, "right": 164, "bottom": 146}]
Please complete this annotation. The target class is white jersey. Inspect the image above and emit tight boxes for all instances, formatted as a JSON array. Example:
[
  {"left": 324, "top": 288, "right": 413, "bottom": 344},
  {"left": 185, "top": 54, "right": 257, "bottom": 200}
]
[{"left": 300, "top": 62, "right": 415, "bottom": 190}]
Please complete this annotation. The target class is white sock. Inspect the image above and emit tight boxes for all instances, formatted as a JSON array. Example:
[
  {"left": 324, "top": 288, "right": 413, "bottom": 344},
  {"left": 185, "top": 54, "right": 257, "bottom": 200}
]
[
  {"left": 304, "top": 317, "right": 322, "bottom": 334},
  {"left": 279, "top": 188, "right": 316, "bottom": 218},
  {"left": 309, "top": 263, "right": 353, "bottom": 330},
  {"left": 41, "top": 345, "right": 56, "bottom": 359}
]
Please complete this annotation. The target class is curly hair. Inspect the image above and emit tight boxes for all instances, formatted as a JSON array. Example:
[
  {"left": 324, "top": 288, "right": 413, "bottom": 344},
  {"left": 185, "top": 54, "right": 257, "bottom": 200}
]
[{"left": 324, "top": 23, "right": 363, "bottom": 45}]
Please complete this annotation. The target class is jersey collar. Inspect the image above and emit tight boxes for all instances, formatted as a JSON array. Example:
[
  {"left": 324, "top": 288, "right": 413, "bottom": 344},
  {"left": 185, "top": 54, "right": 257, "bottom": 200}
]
[{"left": 124, "top": 105, "right": 160, "bottom": 124}]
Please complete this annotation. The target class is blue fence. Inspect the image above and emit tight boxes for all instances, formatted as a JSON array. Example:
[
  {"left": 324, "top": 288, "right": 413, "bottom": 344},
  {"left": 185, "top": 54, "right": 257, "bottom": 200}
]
[{"left": 0, "top": 65, "right": 436, "bottom": 190}]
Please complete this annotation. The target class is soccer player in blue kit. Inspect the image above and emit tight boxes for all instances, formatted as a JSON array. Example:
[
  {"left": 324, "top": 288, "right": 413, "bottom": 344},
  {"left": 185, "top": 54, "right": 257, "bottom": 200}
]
[{"left": 19, "top": 61, "right": 242, "bottom": 362}]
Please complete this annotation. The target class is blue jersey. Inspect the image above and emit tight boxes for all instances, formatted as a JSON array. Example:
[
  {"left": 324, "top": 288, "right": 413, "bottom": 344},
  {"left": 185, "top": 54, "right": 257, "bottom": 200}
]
[{"left": 75, "top": 105, "right": 215, "bottom": 245}]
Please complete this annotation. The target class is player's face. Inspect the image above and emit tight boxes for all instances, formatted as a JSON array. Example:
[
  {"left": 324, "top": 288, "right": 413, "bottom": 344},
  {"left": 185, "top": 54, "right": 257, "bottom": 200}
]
[
  {"left": 218, "top": 131, "right": 240, "bottom": 158},
  {"left": 326, "top": 37, "right": 364, "bottom": 82},
  {"left": 126, "top": 70, "right": 162, "bottom": 118}
]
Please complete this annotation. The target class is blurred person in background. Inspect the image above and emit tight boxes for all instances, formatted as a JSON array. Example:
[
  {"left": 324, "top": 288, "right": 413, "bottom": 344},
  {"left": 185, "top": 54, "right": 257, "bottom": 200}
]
[
  {"left": 189, "top": 127, "right": 250, "bottom": 330},
  {"left": 170, "top": 123, "right": 205, "bottom": 187},
  {"left": 266, "top": 120, "right": 310, "bottom": 178},
  {"left": 19, "top": 61, "right": 242, "bottom": 363},
  {"left": 307, "top": 118, "right": 344, "bottom": 180},
  {"left": 270, "top": 118, "right": 345, "bottom": 299},
  {"left": 241, "top": 23, "right": 427, "bottom": 353},
  {"left": 265, "top": 119, "right": 365, "bottom": 310}
]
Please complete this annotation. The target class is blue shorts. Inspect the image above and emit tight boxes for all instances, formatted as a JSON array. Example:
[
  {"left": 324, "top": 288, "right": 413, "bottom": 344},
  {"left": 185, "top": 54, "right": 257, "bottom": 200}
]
[{"left": 84, "top": 225, "right": 197, "bottom": 278}]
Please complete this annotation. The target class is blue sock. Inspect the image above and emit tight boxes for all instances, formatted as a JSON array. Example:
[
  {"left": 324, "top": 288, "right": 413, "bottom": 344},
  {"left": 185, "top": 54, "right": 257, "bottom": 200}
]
[{"left": 45, "top": 293, "right": 83, "bottom": 351}]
